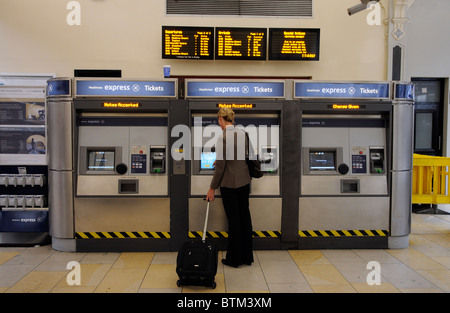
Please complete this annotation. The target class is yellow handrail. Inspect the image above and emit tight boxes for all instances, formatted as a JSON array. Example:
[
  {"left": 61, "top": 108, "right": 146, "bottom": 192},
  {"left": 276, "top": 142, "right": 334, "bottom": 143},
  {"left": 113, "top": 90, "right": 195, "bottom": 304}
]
[{"left": 412, "top": 154, "right": 450, "bottom": 204}]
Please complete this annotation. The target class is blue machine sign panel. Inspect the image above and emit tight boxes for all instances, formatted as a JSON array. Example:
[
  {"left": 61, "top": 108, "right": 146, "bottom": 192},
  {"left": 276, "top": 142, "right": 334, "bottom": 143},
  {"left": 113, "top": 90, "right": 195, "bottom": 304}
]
[
  {"left": 76, "top": 80, "right": 176, "bottom": 97},
  {"left": 394, "top": 83, "right": 415, "bottom": 100},
  {"left": 47, "top": 79, "right": 71, "bottom": 96},
  {"left": 294, "top": 82, "right": 390, "bottom": 99},
  {"left": 186, "top": 81, "right": 285, "bottom": 98},
  {"left": 0, "top": 210, "right": 48, "bottom": 232}
]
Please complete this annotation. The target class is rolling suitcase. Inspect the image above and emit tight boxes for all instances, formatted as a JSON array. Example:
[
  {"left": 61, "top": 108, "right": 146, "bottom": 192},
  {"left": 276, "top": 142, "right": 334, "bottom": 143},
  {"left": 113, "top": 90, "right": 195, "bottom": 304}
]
[{"left": 176, "top": 200, "right": 218, "bottom": 289}]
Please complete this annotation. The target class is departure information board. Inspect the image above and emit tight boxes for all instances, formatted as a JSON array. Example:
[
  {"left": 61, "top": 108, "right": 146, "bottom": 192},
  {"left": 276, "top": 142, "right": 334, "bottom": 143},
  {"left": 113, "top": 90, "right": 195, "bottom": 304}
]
[
  {"left": 162, "top": 26, "right": 321, "bottom": 61},
  {"left": 162, "top": 26, "right": 214, "bottom": 59},
  {"left": 215, "top": 27, "right": 267, "bottom": 60},
  {"left": 269, "top": 28, "right": 320, "bottom": 61}
]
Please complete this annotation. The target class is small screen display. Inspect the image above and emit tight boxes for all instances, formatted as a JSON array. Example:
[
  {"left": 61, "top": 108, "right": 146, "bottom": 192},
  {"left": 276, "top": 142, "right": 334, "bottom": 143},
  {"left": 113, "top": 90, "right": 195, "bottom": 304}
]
[
  {"left": 88, "top": 150, "right": 115, "bottom": 171},
  {"left": 309, "top": 151, "right": 335, "bottom": 171},
  {"left": 200, "top": 151, "right": 216, "bottom": 170}
]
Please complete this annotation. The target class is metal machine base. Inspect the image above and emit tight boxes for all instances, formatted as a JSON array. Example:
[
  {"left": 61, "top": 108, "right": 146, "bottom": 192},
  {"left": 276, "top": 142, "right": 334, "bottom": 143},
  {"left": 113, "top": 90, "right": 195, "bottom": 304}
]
[
  {"left": 388, "top": 235, "right": 409, "bottom": 249},
  {"left": 52, "top": 237, "right": 76, "bottom": 252}
]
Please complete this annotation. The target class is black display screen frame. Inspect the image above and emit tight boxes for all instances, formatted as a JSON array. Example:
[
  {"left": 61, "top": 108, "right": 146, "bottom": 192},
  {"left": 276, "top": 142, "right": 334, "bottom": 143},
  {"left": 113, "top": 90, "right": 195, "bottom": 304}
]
[
  {"left": 215, "top": 27, "right": 267, "bottom": 61},
  {"left": 268, "top": 28, "right": 320, "bottom": 61},
  {"left": 162, "top": 26, "right": 215, "bottom": 60}
]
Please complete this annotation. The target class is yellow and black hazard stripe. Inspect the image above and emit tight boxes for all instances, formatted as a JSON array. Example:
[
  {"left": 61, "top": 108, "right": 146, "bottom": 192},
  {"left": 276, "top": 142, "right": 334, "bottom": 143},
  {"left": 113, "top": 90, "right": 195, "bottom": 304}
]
[
  {"left": 298, "top": 230, "right": 388, "bottom": 237},
  {"left": 253, "top": 231, "right": 281, "bottom": 238},
  {"left": 189, "top": 231, "right": 228, "bottom": 239},
  {"left": 188, "top": 231, "right": 281, "bottom": 238},
  {"left": 76, "top": 231, "right": 171, "bottom": 239}
]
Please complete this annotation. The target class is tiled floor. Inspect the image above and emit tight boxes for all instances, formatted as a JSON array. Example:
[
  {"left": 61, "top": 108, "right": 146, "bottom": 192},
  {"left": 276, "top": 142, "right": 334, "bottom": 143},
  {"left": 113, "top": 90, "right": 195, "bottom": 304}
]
[{"left": 0, "top": 213, "right": 449, "bottom": 293}]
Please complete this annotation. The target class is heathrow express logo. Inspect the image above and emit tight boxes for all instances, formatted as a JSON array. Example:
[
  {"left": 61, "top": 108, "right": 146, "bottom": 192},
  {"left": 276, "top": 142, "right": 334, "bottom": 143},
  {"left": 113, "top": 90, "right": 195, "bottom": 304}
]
[{"left": 132, "top": 84, "right": 140, "bottom": 93}]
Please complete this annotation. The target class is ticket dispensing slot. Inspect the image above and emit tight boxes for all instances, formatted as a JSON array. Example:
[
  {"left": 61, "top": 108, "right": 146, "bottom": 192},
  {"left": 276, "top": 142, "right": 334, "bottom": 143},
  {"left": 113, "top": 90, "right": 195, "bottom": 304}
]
[
  {"left": 118, "top": 179, "right": 139, "bottom": 194},
  {"left": 150, "top": 146, "right": 166, "bottom": 174},
  {"left": 369, "top": 147, "right": 385, "bottom": 174},
  {"left": 341, "top": 179, "right": 360, "bottom": 193}
]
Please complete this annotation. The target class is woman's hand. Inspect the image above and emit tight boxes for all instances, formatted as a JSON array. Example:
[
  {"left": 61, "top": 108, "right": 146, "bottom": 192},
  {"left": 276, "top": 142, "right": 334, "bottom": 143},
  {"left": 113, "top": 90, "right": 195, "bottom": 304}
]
[{"left": 206, "top": 187, "right": 215, "bottom": 202}]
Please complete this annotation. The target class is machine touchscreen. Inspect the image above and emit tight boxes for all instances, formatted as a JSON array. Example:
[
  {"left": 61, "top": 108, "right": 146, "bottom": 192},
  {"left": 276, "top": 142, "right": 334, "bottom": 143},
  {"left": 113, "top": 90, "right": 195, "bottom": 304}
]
[
  {"left": 88, "top": 150, "right": 115, "bottom": 171},
  {"left": 200, "top": 151, "right": 216, "bottom": 170},
  {"left": 309, "top": 151, "right": 336, "bottom": 171}
]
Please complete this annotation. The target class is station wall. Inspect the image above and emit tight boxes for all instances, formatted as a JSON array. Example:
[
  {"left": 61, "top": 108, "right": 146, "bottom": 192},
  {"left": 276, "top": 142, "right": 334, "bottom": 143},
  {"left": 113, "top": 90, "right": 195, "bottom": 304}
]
[{"left": 0, "top": 0, "right": 389, "bottom": 81}]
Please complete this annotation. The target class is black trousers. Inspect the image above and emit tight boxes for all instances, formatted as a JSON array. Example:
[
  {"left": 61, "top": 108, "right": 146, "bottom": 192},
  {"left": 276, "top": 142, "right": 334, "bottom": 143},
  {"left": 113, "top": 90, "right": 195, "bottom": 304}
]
[{"left": 220, "top": 184, "right": 253, "bottom": 266}]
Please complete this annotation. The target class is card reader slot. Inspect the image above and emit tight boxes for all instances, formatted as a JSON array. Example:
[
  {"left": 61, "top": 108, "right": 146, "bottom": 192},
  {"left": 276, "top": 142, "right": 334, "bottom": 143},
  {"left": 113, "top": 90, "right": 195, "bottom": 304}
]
[
  {"left": 150, "top": 146, "right": 166, "bottom": 174},
  {"left": 369, "top": 147, "right": 385, "bottom": 174}
]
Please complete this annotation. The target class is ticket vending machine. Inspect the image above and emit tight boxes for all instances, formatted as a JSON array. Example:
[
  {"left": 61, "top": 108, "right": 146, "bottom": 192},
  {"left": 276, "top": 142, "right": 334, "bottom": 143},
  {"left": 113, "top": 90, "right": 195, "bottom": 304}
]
[
  {"left": 47, "top": 78, "right": 178, "bottom": 251},
  {"left": 184, "top": 80, "right": 285, "bottom": 249},
  {"left": 295, "top": 81, "right": 414, "bottom": 249},
  {"left": 47, "top": 78, "right": 414, "bottom": 252}
]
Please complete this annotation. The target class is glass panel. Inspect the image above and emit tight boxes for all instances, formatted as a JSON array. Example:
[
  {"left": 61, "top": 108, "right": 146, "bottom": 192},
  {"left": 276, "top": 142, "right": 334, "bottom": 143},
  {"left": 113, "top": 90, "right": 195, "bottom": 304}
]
[
  {"left": 414, "top": 80, "right": 441, "bottom": 103},
  {"left": 415, "top": 113, "right": 433, "bottom": 150}
]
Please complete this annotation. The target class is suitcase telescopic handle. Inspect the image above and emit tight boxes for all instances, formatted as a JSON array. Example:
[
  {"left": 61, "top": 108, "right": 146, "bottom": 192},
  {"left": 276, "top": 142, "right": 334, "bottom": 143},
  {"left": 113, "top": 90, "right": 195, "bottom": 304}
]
[{"left": 202, "top": 200, "right": 210, "bottom": 242}]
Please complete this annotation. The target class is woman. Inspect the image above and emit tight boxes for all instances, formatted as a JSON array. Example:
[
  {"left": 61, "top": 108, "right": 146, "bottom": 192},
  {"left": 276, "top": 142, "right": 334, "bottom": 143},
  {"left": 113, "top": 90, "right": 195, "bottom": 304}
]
[{"left": 206, "top": 107, "right": 254, "bottom": 268}]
